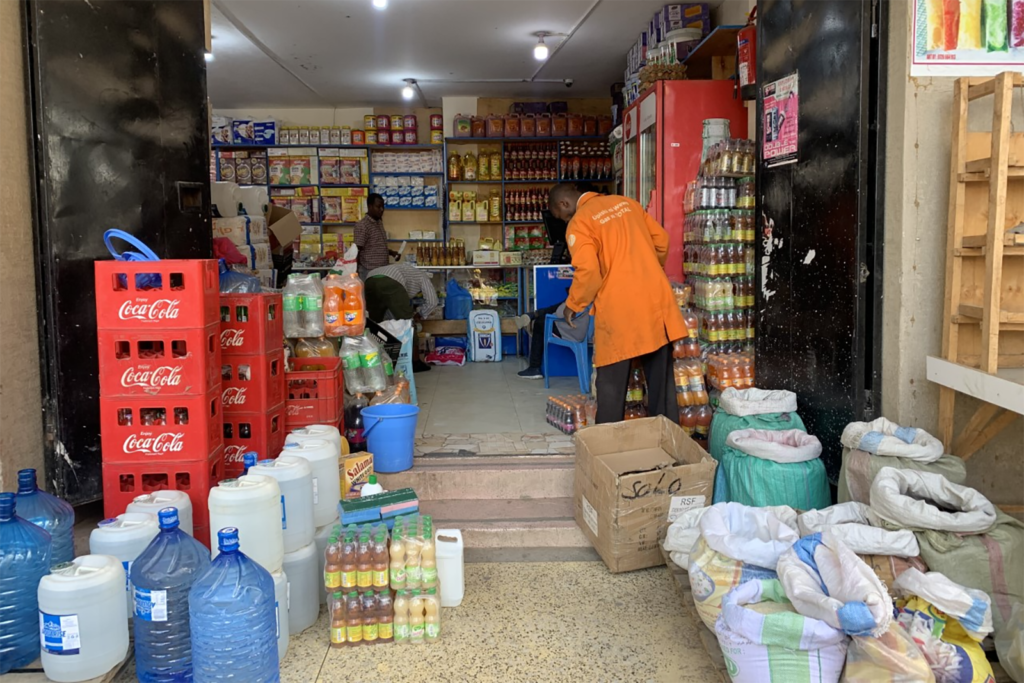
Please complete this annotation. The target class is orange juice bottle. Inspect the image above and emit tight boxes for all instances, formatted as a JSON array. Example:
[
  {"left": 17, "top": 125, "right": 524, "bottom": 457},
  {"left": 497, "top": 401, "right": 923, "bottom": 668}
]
[
  {"left": 323, "top": 273, "right": 344, "bottom": 337},
  {"left": 340, "top": 273, "right": 366, "bottom": 336},
  {"left": 329, "top": 592, "right": 346, "bottom": 648},
  {"left": 356, "top": 531, "right": 372, "bottom": 590},
  {"left": 361, "top": 592, "right": 379, "bottom": 644},
  {"left": 340, "top": 530, "right": 357, "bottom": 590},
  {"left": 345, "top": 591, "right": 363, "bottom": 646},
  {"left": 377, "top": 591, "right": 394, "bottom": 642},
  {"left": 371, "top": 530, "right": 389, "bottom": 589},
  {"left": 324, "top": 535, "right": 342, "bottom": 592}
]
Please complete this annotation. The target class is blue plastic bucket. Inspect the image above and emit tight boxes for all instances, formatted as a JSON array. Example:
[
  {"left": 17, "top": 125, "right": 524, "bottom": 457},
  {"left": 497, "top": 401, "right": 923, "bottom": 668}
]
[{"left": 362, "top": 404, "right": 420, "bottom": 473}]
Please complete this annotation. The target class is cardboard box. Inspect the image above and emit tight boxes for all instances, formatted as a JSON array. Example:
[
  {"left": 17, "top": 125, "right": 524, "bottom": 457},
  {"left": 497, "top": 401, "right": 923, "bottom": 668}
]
[
  {"left": 265, "top": 204, "right": 302, "bottom": 255},
  {"left": 499, "top": 251, "right": 523, "bottom": 266},
  {"left": 574, "top": 416, "right": 716, "bottom": 573},
  {"left": 471, "top": 250, "right": 500, "bottom": 266},
  {"left": 341, "top": 452, "right": 374, "bottom": 499}
]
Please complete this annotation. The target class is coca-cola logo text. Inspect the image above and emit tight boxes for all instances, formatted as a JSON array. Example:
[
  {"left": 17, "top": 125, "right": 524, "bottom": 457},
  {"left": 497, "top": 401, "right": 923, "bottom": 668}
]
[
  {"left": 123, "top": 433, "right": 185, "bottom": 456},
  {"left": 224, "top": 445, "right": 247, "bottom": 463},
  {"left": 121, "top": 366, "right": 183, "bottom": 388},
  {"left": 118, "top": 299, "right": 181, "bottom": 321},
  {"left": 286, "top": 404, "right": 302, "bottom": 416},
  {"left": 222, "top": 387, "right": 248, "bottom": 407},
  {"left": 221, "top": 329, "right": 245, "bottom": 348}
]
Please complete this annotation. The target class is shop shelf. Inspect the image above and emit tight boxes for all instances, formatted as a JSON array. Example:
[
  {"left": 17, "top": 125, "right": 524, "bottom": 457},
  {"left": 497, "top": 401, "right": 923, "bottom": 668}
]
[
  {"left": 504, "top": 221, "right": 546, "bottom": 225},
  {"left": 219, "top": 292, "right": 284, "bottom": 357},
  {"left": 97, "top": 323, "right": 220, "bottom": 398},
  {"left": 502, "top": 179, "right": 558, "bottom": 184},
  {"left": 387, "top": 238, "right": 444, "bottom": 242},
  {"left": 221, "top": 349, "right": 285, "bottom": 416},
  {"left": 100, "top": 386, "right": 223, "bottom": 464},
  {"left": 448, "top": 180, "right": 503, "bottom": 184},
  {"left": 269, "top": 184, "right": 321, "bottom": 189},
  {"left": 446, "top": 136, "right": 609, "bottom": 143},
  {"left": 223, "top": 403, "right": 287, "bottom": 478},
  {"left": 95, "top": 259, "right": 220, "bottom": 330},
  {"left": 320, "top": 183, "right": 370, "bottom": 188},
  {"left": 366, "top": 145, "right": 443, "bottom": 151},
  {"left": 285, "top": 357, "right": 344, "bottom": 428},
  {"left": 370, "top": 172, "right": 444, "bottom": 177},
  {"left": 384, "top": 207, "right": 441, "bottom": 211},
  {"left": 449, "top": 221, "right": 503, "bottom": 225}
]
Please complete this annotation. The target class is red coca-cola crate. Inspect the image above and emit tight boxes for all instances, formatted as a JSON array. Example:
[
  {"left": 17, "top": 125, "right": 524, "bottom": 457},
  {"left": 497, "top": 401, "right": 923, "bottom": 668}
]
[
  {"left": 101, "top": 447, "right": 223, "bottom": 548},
  {"left": 284, "top": 357, "right": 344, "bottom": 428},
  {"left": 95, "top": 259, "right": 219, "bottom": 330},
  {"left": 97, "top": 323, "right": 220, "bottom": 397},
  {"left": 220, "top": 292, "right": 284, "bottom": 356},
  {"left": 221, "top": 349, "right": 285, "bottom": 415},
  {"left": 223, "top": 402, "right": 286, "bottom": 478},
  {"left": 100, "top": 386, "right": 222, "bottom": 463}
]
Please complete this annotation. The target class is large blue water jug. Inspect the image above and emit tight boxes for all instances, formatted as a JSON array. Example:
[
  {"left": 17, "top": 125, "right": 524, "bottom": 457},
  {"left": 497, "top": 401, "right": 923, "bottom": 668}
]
[
  {"left": 131, "top": 508, "right": 211, "bottom": 683},
  {"left": 15, "top": 468, "right": 74, "bottom": 564},
  {"left": 190, "top": 528, "right": 279, "bottom": 683},
  {"left": 0, "top": 493, "right": 52, "bottom": 674}
]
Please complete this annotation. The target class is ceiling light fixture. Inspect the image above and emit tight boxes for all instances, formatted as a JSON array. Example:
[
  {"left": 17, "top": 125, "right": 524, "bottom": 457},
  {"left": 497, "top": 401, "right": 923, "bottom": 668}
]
[
  {"left": 372, "top": 0, "right": 387, "bottom": 9},
  {"left": 402, "top": 78, "right": 416, "bottom": 101},
  {"left": 533, "top": 33, "right": 549, "bottom": 61},
  {"left": 204, "top": 51, "right": 214, "bottom": 62}
]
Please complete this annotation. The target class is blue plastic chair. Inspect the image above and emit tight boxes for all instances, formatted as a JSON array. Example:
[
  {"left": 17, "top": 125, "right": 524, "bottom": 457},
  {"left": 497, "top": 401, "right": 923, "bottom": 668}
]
[{"left": 543, "top": 307, "right": 594, "bottom": 393}]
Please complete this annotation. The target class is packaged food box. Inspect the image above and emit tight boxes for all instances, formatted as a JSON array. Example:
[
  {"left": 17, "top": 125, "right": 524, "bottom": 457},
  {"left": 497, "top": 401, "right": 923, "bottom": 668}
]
[
  {"left": 341, "top": 452, "right": 375, "bottom": 499},
  {"left": 499, "top": 251, "right": 523, "bottom": 266},
  {"left": 472, "top": 250, "right": 500, "bottom": 266}
]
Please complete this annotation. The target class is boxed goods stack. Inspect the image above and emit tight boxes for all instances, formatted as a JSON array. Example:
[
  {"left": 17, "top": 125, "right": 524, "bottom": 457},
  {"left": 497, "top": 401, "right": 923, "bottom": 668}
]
[
  {"left": 95, "top": 259, "right": 224, "bottom": 548},
  {"left": 220, "top": 291, "right": 286, "bottom": 477},
  {"left": 389, "top": 515, "right": 442, "bottom": 645}
]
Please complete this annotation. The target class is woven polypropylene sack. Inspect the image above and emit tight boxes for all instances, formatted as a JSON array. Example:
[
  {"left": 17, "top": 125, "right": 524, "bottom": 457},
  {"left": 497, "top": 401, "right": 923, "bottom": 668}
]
[
  {"left": 715, "top": 429, "right": 830, "bottom": 509},
  {"left": 715, "top": 579, "right": 848, "bottom": 683},
  {"left": 708, "top": 388, "right": 805, "bottom": 464}
]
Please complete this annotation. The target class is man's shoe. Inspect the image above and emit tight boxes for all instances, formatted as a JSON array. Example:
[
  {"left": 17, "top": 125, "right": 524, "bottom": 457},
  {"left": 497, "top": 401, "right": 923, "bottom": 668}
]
[{"left": 517, "top": 367, "right": 543, "bottom": 380}]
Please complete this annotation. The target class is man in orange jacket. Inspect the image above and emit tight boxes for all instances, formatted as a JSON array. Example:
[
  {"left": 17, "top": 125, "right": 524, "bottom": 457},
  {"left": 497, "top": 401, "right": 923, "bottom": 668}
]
[{"left": 549, "top": 183, "right": 688, "bottom": 423}]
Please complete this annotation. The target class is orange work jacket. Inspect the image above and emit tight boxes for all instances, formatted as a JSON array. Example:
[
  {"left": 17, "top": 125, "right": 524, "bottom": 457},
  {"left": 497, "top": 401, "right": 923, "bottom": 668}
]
[{"left": 565, "top": 192, "right": 687, "bottom": 367}]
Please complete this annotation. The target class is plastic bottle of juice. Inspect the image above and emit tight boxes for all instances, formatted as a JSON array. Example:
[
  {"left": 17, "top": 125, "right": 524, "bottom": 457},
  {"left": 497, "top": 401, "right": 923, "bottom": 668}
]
[
  {"left": 377, "top": 591, "right": 394, "bottom": 643},
  {"left": 694, "top": 405, "right": 713, "bottom": 445},
  {"left": 345, "top": 591, "right": 363, "bottom": 646},
  {"left": 371, "top": 531, "right": 389, "bottom": 590},
  {"left": 421, "top": 524, "right": 437, "bottom": 590},
  {"left": 340, "top": 530, "right": 357, "bottom": 591},
  {"left": 389, "top": 529, "right": 406, "bottom": 590},
  {"left": 405, "top": 532, "right": 422, "bottom": 591},
  {"left": 361, "top": 592, "right": 378, "bottom": 645},
  {"left": 409, "top": 590, "right": 425, "bottom": 645},
  {"left": 323, "top": 273, "right": 344, "bottom": 337},
  {"left": 680, "top": 406, "right": 697, "bottom": 437},
  {"left": 356, "top": 532, "right": 372, "bottom": 591},
  {"left": 424, "top": 588, "right": 440, "bottom": 643},
  {"left": 329, "top": 592, "right": 345, "bottom": 648},
  {"left": 324, "top": 535, "right": 342, "bottom": 593},
  {"left": 393, "top": 590, "right": 409, "bottom": 644},
  {"left": 340, "top": 273, "right": 366, "bottom": 337}
]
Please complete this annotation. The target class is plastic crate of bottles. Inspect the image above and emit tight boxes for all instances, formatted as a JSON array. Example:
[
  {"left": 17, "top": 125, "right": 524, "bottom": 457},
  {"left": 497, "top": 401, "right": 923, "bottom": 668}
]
[
  {"left": 101, "top": 448, "right": 224, "bottom": 548},
  {"left": 285, "top": 357, "right": 344, "bottom": 428},
  {"left": 221, "top": 349, "right": 285, "bottom": 416},
  {"left": 222, "top": 403, "right": 287, "bottom": 478},
  {"left": 99, "top": 386, "right": 223, "bottom": 464},
  {"left": 95, "top": 259, "right": 220, "bottom": 330},
  {"left": 97, "top": 323, "right": 220, "bottom": 398},
  {"left": 219, "top": 292, "right": 284, "bottom": 356}
]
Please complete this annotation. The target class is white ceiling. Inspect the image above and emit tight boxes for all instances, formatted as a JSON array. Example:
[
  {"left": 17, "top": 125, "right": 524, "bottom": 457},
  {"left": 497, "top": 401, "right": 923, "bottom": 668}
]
[{"left": 208, "top": 0, "right": 719, "bottom": 108}]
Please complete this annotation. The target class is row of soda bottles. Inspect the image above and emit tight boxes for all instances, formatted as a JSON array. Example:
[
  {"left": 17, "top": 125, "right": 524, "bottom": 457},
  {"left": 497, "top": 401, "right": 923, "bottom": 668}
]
[
  {"left": 682, "top": 210, "right": 756, "bottom": 244},
  {"left": 706, "top": 352, "right": 756, "bottom": 391},
  {"left": 691, "top": 278, "right": 756, "bottom": 311},
  {"left": 700, "top": 310, "right": 756, "bottom": 344},
  {"left": 328, "top": 585, "right": 441, "bottom": 647},
  {"left": 545, "top": 395, "right": 597, "bottom": 435},
  {"left": 683, "top": 176, "right": 756, "bottom": 213},
  {"left": 283, "top": 271, "right": 366, "bottom": 339},
  {"left": 285, "top": 330, "right": 406, "bottom": 399},
  {"left": 673, "top": 359, "right": 709, "bottom": 407},
  {"left": 682, "top": 244, "right": 755, "bottom": 278}
]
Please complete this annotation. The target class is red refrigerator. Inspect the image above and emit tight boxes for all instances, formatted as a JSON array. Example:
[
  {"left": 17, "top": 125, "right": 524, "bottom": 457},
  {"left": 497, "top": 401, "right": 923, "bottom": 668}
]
[{"left": 622, "top": 80, "right": 748, "bottom": 280}]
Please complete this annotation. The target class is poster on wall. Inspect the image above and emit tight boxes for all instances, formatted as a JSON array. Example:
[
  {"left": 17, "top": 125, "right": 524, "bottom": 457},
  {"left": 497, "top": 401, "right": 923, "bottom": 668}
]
[
  {"left": 911, "top": 0, "right": 1024, "bottom": 76},
  {"left": 762, "top": 73, "right": 799, "bottom": 169}
]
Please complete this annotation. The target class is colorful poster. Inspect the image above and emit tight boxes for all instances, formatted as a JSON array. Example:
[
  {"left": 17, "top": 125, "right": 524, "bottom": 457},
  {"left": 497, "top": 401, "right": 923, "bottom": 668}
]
[
  {"left": 762, "top": 73, "right": 799, "bottom": 169},
  {"left": 912, "top": 0, "right": 1024, "bottom": 76}
]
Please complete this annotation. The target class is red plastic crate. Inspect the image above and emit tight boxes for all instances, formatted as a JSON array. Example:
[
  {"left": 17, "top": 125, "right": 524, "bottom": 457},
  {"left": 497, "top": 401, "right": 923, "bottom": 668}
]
[
  {"left": 284, "top": 357, "right": 344, "bottom": 428},
  {"left": 95, "top": 259, "right": 219, "bottom": 330},
  {"left": 101, "top": 447, "right": 224, "bottom": 546},
  {"left": 220, "top": 292, "right": 284, "bottom": 356},
  {"left": 221, "top": 349, "right": 285, "bottom": 415},
  {"left": 223, "top": 403, "right": 287, "bottom": 478},
  {"left": 100, "top": 386, "right": 223, "bottom": 463},
  {"left": 97, "top": 323, "right": 220, "bottom": 397}
]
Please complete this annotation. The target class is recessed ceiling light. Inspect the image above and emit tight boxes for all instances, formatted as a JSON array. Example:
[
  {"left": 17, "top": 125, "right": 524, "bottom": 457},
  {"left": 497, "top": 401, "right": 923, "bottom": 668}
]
[
  {"left": 204, "top": 51, "right": 214, "bottom": 62},
  {"left": 372, "top": 0, "right": 387, "bottom": 9},
  {"left": 534, "top": 33, "right": 549, "bottom": 61}
]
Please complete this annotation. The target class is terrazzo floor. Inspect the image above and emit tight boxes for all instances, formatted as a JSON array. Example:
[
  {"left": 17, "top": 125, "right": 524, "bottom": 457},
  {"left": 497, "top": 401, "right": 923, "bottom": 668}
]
[{"left": 113, "top": 562, "right": 717, "bottom": 683}]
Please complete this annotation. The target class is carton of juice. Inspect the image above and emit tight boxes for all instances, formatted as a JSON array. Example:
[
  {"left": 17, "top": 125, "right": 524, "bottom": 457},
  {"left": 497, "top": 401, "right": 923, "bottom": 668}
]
[{"left": 342, "top": 452, "right": 375, "bottom": 499}]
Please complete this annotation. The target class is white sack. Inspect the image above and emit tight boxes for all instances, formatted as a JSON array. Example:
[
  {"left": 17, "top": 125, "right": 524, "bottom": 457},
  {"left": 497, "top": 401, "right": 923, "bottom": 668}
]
[
  {"left": 868, "top": 468, "right": 997, "bottom": 534},
  {"left": 699, "top": 502, "right": 800, "bottom": 570},
  {"left": 726, "top": 428, "right": 823, "bottom": 464},
  {"left": 798, "top": 502, "right": 921, "bottom": 558},
  {"left": 892, "top": 568, "right": 993, "bottom": 640},
  {"left": 841, "top": 417, "right": 944, "bottom": 463},
  {"left": 663, "top": 506, "right": 708, "bottom": 569},
  {"left": 719, "top": 387, "right": 799, "bottom": 417}
]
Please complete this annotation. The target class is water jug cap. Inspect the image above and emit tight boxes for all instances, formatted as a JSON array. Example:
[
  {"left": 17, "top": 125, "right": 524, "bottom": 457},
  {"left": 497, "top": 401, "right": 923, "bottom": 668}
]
[
  {"left": 218, "top": 527, "right": 240, "bottom": 552},
  {"left": 243, "top": 452, "right": 258, "bottom": 466},
  {"left": 158, "top": 507, "right": 180, "bottom": 530},
  {"left": 17, "top": 468, "right": 38, "bottom": 493},
  {"left": 98, "top": 518, "right": 118, "bottom": 527},
  {"left": 0, "top": 492, "right": 14, "bottom": 519}
]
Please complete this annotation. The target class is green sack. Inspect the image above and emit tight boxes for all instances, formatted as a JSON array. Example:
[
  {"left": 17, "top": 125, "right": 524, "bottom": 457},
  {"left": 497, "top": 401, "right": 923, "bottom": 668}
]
[
  {"left": 709, "top": 388, "right": 806, "bottom": 463},
  {"left": 714, "top": 429, "right": 831, "bottom": 509}
]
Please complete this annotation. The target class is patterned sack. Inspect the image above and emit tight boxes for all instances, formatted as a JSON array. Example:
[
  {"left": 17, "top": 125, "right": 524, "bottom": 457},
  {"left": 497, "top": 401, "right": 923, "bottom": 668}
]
[{"left": 708, "top": 388, "right": 805, "bottom": 467}]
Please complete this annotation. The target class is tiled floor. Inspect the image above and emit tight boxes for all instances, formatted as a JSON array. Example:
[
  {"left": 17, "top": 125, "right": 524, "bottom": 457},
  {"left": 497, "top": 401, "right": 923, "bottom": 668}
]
[
  {"left": 413, "top": 358, "right": 581, "bottom": 438},
  {"left": 112, "top": 562, "right": 719, "bottom": 683}
]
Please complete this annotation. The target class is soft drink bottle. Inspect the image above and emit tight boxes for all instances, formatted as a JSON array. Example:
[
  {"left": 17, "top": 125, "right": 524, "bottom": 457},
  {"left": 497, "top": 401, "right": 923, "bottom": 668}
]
[
  {"left": 189, "top": 528, "right": 279, "bottom": 682},
  {"left": 356, "top": 532, "right": 372, "bottom": 591},
  {"left": 0, "top": 493, "right": 52, "bottom": 674},
  {"left": 329, "top": 592, "right": 345, "bottom": 649},
  {"left": 340, "top": 273, "right": 366, "bottom": 337},
  {"left": 371, "top": 530, "right": 389, "bottom": 590},
  {"left": 302, "top": 273, "right": 325, "bottom": 337},
  {"left": 344, "top": 394, "right": 369, "bottom": 453},
  {"left": 132, "top": 508, "right": 211, "bottom": 683},
  {"left": 324, "top": 535, "right": 342, "bottom": 593},
  {"left": 409, "top": 590, "right": 425, "bottom": 645},
  {"left": 358, "top": 333, "right": 388, "bottom": 392},
  {"left": 424, "top": 588, "right": 441, "bottom": 643},
  {"left": 282, "top": 274, "right": 305, "bottom": 338},
  {"left": 393, "top": 590, "right": 409, "bottom": 644},
  {"left": 345, "top": 592, "right": 363, "bottom": 646},
  {"left": 340, "top": 530, "right": 358, "bottom": 591},
  {"left": 340, "top": 337, "right": 365, "bottom": 393},
  {"left": 15, "top": 469, "right": 74, "bottom": 565},
  {"left": 377, "top": 591, "right": 394, "bottom": 643},
  {"left": 361, "top": 592, "right": 378, "bottom": 645},
  {"left": 323, "top": 273, "right": 344, "bottom": 337}
]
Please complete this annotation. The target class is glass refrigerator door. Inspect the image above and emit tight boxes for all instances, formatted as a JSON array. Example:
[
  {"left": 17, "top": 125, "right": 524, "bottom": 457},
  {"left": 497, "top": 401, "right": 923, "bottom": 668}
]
[
  {"left": 623, "top": 137, "right": 638, "bottom": 200},
  {"left": 639, "top": 125, "right": 656, "bottom": 210}
]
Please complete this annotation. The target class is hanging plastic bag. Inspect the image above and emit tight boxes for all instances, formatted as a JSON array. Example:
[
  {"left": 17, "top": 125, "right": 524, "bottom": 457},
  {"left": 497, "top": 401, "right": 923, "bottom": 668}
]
[
  {"left": 103, "top": 229, "right": 162, "bottom": 289},
  {"left": 379, "top": 319, "right": 417, "bottom": 405},
  {"left": 715, "top": 429, "right": 831, "bottom": 509},
  {"left": 842, "top": 624, "right": 936, "bottom": 683},
  {"left": 444, "top": 279, "right": 472, "bottom": 320},
  {"left": 715, "top": 579, "right": 848, "bottom": 683},
  {"left": 777, "top": 530, "right": 893, "bottom": 637}
]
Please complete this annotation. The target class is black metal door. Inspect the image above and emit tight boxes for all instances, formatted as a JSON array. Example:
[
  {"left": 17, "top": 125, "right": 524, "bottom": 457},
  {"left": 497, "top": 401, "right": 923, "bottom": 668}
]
[
  {"left": 755, "top": 0, "right": 886, "bottom": 480},
  {"left": 26, "top": 0, "right": 211, "bottom": 503}
]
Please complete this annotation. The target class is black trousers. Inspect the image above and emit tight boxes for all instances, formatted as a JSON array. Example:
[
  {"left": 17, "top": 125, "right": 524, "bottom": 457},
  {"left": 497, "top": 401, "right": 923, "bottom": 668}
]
[
  {"left": 528, "top": 304, "right": 562, "bottom": 368},
  {"left": 595, "top": 343, "right": 678, "bottom": 424}
]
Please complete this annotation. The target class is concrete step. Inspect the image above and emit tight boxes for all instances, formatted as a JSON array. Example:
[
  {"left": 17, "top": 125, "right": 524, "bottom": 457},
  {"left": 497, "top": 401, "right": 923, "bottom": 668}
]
[
  {"left": 418, "top": 497, "right": 598, "bottom": 563},
  {"left": 376, "top": 454, "right": 575, "bottom": 501}
]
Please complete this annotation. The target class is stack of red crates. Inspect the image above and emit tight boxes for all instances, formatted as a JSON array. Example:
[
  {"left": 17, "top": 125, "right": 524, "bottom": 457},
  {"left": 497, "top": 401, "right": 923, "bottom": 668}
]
[
  {"left": 219, "top": 292, "right": 286, "bottom": 478},
  {"left": 95, "top": 260, "right": 224, "bottom": 548},
  {"left": 285, "top": 357, "right": 344, "bottom": 433}
]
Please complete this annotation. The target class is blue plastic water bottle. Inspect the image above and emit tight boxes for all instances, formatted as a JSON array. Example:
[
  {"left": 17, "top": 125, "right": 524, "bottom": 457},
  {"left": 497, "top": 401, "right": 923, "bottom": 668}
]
[
  {"left": 243, "top": 452, "right": 258, "bottom": 475},
  {"left": 131, "top": 508, "right": 211, "bottom": 683},
  {"left": 15, "top": 468, "right": 74, "bottom": 565},
  {"left": 190, "top": 528, "right": 280, "bottom": 683},
  {"left": 0, "top": 493, "right": 52, "bottom": 674}
]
